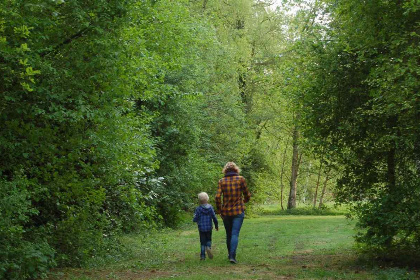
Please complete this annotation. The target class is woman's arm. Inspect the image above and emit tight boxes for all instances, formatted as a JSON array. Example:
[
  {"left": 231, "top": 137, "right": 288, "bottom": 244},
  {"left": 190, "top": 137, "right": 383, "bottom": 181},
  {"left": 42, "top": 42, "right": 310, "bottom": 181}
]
[
  {"left": 211, "top": 206, "right": 219, "bottom": 230},
  {"left": 241, "top": 177, "right": 251, "bottom": 203},
  {"left": 215, "top": 180, "right": 223, "bottom": 214}
]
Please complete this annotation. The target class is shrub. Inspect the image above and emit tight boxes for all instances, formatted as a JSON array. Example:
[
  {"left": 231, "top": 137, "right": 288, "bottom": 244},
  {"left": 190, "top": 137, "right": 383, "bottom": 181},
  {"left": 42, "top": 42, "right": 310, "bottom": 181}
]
[{"left": 0, "top": 177, "right": 56, "bottom": 279}]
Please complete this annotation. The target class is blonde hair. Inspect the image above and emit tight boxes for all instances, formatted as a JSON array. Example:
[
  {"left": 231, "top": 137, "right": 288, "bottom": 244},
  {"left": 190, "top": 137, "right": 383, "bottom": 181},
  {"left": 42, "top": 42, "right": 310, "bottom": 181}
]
[
  {"left": 222, "top": 162, "right": 240, "bottom": 174},
  {"left": 198, "top": 192, "right": 209, "bottom": 204}
]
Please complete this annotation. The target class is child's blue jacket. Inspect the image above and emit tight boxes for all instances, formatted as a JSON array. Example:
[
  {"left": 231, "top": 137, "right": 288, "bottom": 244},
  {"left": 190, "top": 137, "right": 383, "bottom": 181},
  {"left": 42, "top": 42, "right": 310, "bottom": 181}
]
[{"left": 193, "top": 204, "right": 219, "bottom": 232}]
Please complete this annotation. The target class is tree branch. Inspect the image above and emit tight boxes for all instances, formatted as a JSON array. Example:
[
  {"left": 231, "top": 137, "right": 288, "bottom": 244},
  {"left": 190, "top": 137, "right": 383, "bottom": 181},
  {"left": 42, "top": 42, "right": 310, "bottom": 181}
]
[{"left": 40, "top": 25, "right": 91, "bottom": 58}]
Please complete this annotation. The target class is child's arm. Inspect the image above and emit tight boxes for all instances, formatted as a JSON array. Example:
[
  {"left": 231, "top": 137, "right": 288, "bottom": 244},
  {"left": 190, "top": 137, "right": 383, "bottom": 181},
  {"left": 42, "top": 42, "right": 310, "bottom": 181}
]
[{"left": 193, "top": 208, "right": 199, "bottom": 223}]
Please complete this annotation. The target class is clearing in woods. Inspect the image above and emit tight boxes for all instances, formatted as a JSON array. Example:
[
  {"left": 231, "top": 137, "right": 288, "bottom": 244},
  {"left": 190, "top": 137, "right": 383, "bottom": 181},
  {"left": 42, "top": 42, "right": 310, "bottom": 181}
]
[{"left": 47, "top": 215, "right": 418, "bottom": 279}]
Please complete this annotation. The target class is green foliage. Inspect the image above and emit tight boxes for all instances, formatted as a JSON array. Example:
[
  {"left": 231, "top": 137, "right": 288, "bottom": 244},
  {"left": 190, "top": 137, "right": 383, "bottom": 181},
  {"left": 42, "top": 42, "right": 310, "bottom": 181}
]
[
  {"left": 298, "top": 0, "right": 420, "bottom": 257},
  {"left": 0, "top": 176, "right": 56, "bottom": 279},
  {"left": 1, "top": 0, "right": 160, "bottom": 275},
  {"left": 119, "top": 0, "right": 254, "bottom": 226},
  {"left": 1, "top": 0, "right": 258, "bottom": 276}
]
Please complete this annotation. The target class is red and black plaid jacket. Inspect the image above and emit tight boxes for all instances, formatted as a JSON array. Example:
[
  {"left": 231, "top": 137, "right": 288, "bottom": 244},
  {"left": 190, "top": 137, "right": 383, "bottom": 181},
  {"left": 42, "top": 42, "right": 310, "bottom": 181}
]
[{"left": 215, "top": 174, "right": 251, "bottom": 216}]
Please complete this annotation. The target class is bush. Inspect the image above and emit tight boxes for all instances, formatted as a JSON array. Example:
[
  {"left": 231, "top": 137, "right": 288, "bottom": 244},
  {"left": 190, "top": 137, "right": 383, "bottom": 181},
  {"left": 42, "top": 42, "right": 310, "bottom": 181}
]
[{"left": 0, "top": 177, "right": 56, "bottom": 279}]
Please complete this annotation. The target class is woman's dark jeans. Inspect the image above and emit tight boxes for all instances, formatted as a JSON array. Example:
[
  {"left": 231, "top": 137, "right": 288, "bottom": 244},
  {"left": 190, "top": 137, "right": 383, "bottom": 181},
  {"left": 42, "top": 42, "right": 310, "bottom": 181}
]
[{"left": 222, "top": 212, "right": 244, "bottom": 259}]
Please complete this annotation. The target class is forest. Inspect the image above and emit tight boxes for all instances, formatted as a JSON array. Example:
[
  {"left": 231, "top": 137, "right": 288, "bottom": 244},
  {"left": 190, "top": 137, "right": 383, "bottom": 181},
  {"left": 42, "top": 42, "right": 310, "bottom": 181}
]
[{"left": 1, "top": 0, "right": 420, "bottom": 279}]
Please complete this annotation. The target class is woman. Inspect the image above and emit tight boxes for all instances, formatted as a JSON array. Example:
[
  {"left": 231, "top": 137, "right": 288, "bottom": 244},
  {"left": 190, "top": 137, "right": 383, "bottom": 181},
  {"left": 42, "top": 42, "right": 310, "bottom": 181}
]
[{"left": 215, "top": 162, "right": 251, "bottom": 264}]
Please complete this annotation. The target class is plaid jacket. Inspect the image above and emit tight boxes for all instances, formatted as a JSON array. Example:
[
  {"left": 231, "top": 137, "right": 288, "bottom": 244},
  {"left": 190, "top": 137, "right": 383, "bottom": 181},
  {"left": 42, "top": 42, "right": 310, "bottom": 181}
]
[
  {"left": 193, "top": 204, "right": 219, "bottom": 232},
  {"left": 216, "top": 174, "right": 251, "bottom": 216}
]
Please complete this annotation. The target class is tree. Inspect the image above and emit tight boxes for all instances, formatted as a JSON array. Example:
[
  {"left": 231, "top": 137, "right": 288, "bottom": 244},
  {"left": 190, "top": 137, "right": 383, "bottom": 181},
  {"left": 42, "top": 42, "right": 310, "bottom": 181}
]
[{"left": 300, "top": 0, "right": 420, "bottom": 257}]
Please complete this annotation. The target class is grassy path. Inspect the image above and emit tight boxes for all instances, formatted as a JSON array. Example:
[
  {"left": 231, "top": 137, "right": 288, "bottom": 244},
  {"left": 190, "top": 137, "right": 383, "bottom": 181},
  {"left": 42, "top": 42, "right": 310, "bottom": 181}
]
[{"left": 47, "top": 216, "right": 418, "bottom": 279}]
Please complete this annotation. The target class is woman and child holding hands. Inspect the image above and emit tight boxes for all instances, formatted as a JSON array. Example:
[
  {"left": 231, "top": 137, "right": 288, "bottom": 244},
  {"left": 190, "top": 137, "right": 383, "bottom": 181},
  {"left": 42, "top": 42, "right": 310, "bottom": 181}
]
[{"left": 193, "top": 162, "right": 251, "bottom": 264}]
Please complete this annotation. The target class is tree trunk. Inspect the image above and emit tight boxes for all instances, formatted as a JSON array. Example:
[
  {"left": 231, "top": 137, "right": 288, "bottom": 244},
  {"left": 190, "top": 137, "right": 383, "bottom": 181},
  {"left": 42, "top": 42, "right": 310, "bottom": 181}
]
[
  {"left": 387, "top": 116, "right": 397, "bottom": 192},
  {"left": 287, "top": 126, "right": 299, "bottom": 209},
  {"left": 313, "top": 161, "right": 323, "bottom": 208},
  {"left": 318, "top": 171, "right": 330, "bottom": 208},
  {"left": 387, "top": 146, "right": 396, "bottom": 191},
  {"left": 279, "top": 141, "right": 289, "bottom": 210}
]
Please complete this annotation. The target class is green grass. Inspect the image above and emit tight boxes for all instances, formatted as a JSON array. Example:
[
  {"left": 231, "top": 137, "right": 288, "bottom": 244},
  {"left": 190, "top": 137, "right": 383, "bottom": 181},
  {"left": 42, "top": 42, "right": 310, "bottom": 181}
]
[{"left": 46, "top": 215, "right": 419, "bottom": 280}]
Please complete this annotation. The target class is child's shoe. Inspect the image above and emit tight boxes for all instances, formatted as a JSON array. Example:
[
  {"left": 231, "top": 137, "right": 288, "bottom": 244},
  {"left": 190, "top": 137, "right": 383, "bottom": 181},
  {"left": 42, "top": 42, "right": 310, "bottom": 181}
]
[{"left": 205, "top": 246, "right": 213, "bottom": 259}]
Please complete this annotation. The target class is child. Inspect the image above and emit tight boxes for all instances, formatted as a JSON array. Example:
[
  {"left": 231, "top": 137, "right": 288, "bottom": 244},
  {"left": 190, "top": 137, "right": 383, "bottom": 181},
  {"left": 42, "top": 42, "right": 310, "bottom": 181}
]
[{"left": 193, "top": 192, "right": 219, "bottom": 260}]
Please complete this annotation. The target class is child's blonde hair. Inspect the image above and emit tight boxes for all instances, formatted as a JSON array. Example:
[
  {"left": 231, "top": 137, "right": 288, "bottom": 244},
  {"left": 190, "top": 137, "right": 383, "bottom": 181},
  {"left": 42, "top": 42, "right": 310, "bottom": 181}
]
[{"left": 198, "top": 192, "right": 209, "bottom": 204}]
